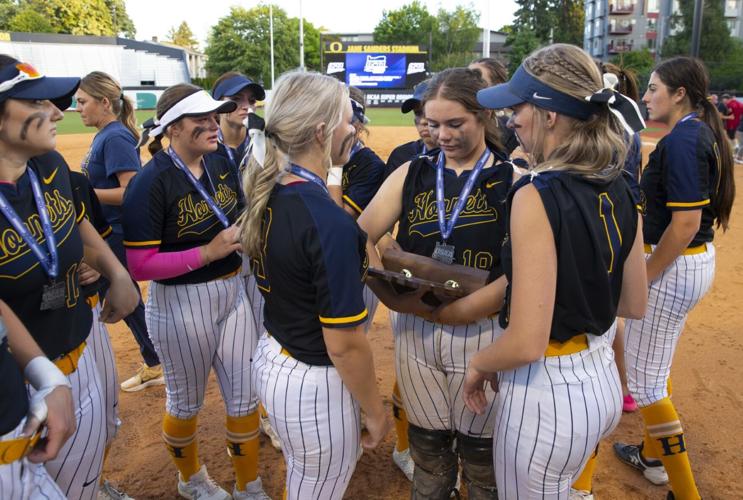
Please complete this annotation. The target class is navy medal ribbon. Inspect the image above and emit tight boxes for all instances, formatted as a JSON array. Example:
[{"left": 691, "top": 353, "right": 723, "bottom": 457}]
[
  {"left": 0, "top": 167, "right": 58, "bottom": 279},
  {"left": 288, "top": 164, "right": 328, "bottom": 194},
  {"left": 435, "top": 148, "right": 492, "bottom": 242}
]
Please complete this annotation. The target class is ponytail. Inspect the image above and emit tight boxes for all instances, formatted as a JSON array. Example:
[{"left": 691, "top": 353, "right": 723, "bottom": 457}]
[
  {"left": 240, "top": 134, "right": 284, "bottom": 257},
  {"left": 237, "top": 71, "right": 348, "bottom": 258},
  {"left": 699, "top": 98, "right": 735, "bottom": 231},
  {"left": 120, "top": 94, "right": 139, "bottom": 142},
  {"left": 147, "top": 134, "right": 164, "bottom": 156}
]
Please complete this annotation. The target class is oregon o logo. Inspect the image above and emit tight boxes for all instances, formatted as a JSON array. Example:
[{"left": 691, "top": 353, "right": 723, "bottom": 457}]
[{"left": 328, "top": 42, "right": 343, "bottom": 53}]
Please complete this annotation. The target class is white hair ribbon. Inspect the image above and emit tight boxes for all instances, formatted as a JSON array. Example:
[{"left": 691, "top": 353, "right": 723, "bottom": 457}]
[
  {"left": 247, "top": 128, "right": 266, "bottom": 168},
  {"left": 602, "top": 72, "right": 620, "bottom": 91},
  {"left": 585, "top": 87, "right": 646, "bottom": 136}
]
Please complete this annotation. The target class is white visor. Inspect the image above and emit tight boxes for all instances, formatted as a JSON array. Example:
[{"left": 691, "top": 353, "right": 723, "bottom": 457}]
[{"left": 148, "top": 90, "right": 237, "bottom": 136}]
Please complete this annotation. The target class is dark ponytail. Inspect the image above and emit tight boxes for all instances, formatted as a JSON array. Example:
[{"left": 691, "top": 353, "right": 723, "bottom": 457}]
[
  {"left": 654, "top": 56, "right": 735, "bottom": 231},
  {"left": 599, "top": 61, "right": 640, "bottom": 102}
]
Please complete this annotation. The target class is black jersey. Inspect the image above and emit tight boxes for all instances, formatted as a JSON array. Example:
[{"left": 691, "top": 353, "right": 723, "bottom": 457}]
[
  {"left": 641, "top": 117, "right": 719, "bottom": 247},
  {"left": 342, "top": 146, "right": 385, "bottom": 214},
  {"left": 122, "top": 150, "right": 242, "bottom": 285},
  {"left": 384, "top": 140, "right": 441, "bottom": 180},
  {"left": 499, "top": 171, "right": 638, "bottom": 342},
  {"left": 252, "top": 180, "right": 369, "bottom": 366},
  {"left": 70, "top": 171, "right": 112, "bottom": 239},
  {"left": 0, "top": 321, "right": 27, "bottom": 435},
  {"left": 0, "top": 152, "right": 91, "bottom": 360},
  {"left": 385, "top": 140, "right": 424, "bottom": 178},
  {"left": 70, "top": 171, "right": 111, "bottom": 299},
  {"left": 396, "top": 152, "right": 513, "bottom": 279}
]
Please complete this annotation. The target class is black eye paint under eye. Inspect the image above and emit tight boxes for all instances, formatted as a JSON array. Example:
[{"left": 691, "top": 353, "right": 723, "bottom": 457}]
[
  {"left": 191, "top": 126, "right": 208, "bottom": 141},
  {"left": 20, "top": 112, "right": 48, "bottom": 141}
]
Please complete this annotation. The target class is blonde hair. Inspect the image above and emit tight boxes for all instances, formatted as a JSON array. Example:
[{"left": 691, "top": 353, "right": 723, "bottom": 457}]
[
  {"left": 80, "top": 71, "right": 139, "bottom": 141},
  {"left": 240, "top": 71, "right": 348, "bottom": 257},
  {"left": 523, "top": 44, "right": 627, "bottom": 178}
]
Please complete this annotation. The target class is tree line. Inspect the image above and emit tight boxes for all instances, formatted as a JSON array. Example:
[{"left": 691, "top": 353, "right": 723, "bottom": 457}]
[{"left": 1, "top": 0, "right": 740, "bottom": 91}]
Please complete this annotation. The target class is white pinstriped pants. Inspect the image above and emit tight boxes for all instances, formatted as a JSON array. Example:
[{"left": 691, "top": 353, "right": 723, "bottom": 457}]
[
  {"left": 494, "top": 328, "right": 622, "bottom": 499},
  {"left": 0, "top": 421, "right": 66, "bottom": 500},
  {"left": 38, "top": 346, "right": 105, "bottom": 500},
  {"left": 87, "top": 301, "right": 120, "bottom": 447},
  {"left": 253, "top": 333, "right": 362, "bottom": 500},
  {"left": 146, "top": 274, "right": 258, "bottom": 419},
  {"left": 625, "top": 245, "right": 715, "bottom": 407},
  {"left": 392, "top": 313, "right": 502, "bottom": 437}
]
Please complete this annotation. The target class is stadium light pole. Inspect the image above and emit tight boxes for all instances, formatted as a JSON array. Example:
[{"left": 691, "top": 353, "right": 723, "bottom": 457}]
[
  {"left": 690, "top": 0, "right": 704, "bottom": 57},
  {"left": 482, "top": 0, "right": 490, "bottom": 57},
  {"left": 270, "top": 4, "right": 275, "bottom": 89},
  {"left": 299, "top": 0, "right": 305, "bottom": 71}
]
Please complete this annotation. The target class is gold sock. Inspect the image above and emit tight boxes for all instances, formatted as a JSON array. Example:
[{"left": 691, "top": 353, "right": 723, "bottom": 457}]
[
  {"left": 162, "top": 414, "right": 200, "bottom": 481},
  {"left": 392, "top": 381, "right": 409, "bottom": 452},
  {"left": 640, "top": 397, "right": 700, "bottom": 500},
  {"left": 227, "top": 412, "right": 260, "bottom": 490},
  {"left": 571, "top": 445, "right": 598, "bottom": 491},
  {"left": 259, "top": 403, "right": 268, "bottom": 419}
]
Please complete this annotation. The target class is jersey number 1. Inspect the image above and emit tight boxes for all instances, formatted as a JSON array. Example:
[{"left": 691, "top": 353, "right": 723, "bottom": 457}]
[{"left": 599, "top": 193, "right": 622, "bottom": 274}]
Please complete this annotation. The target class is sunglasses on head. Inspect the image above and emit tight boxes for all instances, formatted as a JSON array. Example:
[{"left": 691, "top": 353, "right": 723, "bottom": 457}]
[{"left": 0, "top": 63, "right": 43, "bottom": 93}]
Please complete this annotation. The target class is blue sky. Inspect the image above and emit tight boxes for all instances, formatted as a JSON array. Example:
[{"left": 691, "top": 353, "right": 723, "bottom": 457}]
[{"left": 126, "top": 0, "right": 518, "bottom": 48}]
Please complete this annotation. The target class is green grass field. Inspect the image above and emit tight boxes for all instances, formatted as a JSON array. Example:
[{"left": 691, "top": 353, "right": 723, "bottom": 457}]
[{"left": 57, "top": 107, "right": 413, "bottom": 135}]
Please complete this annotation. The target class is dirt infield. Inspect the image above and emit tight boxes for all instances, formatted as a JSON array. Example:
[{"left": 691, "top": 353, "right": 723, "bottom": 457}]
[{"left": 56, "top": 128, "right": 742, "bottom": 499}]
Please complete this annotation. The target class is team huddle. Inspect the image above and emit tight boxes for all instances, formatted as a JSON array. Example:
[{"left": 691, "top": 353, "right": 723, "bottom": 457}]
[{"left": 0, "top": 39, "right": 734, "bottom": 500}]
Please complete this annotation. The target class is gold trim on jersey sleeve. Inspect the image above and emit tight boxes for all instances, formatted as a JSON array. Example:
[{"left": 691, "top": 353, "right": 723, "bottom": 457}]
[
  {"left": 123, "top": 239, "right": 162, "bottom": 247},
  {"left": 665, "top": 199, "right": 710, "bottom": 208},
  {"left": 99, "top": 226, "right": 113, "bottom": 239},
  {"left": 342, "top": 195, "right": 363, "bottom": 214},
  {"left": 319, "top": 309, "right": 368, "bottom": 325},
  {"left": 75, "top": 202, "right": 86, "bottom": 223}
]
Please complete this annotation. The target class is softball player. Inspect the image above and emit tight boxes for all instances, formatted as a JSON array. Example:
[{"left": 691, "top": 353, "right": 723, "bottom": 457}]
[
  {"left": 209, "top": 72, "right": 283, "bottom": 451},
  {"left": 0, "top": 300, "right": 74, "bottom": 500},
  {"left": 76, "top": 71, "right": 164, "bottom": 393},
  {"left": 359, "top": 67, "right": 514, "bottom": 499},
  {"left": 124, "top": 83, "right": 267, "bottom": 500},
  {"left": 0, "top": 55, "right": 139, "bottom": 500},
  {"left": 242, "top": 70, "right": 391, "bottom": 500},
  {"left": 471, "top": 43, "right": 648, "bottom": 499},
  {"left": 614, "top": 57, "right": 736, "bottom": 500},
  {"left": 327, "top": 88, "right": 416, "bottom": 480},
  {"left": 385, "top": 80, "right": 438, "bottom": 177},
  {"left": 70, "top": 171, "right": 133, "bottom": 499},
  {"left": 211, "top": 72, "right": 265, "bottom": 184}
]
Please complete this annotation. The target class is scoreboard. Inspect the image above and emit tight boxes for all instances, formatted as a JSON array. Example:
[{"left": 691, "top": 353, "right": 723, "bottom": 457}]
[{"left": 324, "top": 41, "right": 428, "bottom": 105}]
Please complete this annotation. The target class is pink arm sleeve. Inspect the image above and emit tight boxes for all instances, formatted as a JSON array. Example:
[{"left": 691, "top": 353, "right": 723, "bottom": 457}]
[{"left": 126, "top": 247, "right": 204, "bottom": 281}]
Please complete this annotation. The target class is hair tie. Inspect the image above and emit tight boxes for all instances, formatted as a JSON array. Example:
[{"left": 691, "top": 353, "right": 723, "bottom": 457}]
[{"left": 119, "top": 93, "right": 125, "bottom": 101}]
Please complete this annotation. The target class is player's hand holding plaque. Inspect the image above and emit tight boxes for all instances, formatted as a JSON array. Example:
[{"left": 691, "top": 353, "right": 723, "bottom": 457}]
[{"left": 366, "top": 248, "right": 490, "bottom": 304}]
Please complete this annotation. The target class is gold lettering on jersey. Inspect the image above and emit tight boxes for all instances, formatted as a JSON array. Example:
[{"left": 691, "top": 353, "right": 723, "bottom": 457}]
[
  {"left": 0, "top": 189, "right": 75, "bottom": 266},
  {"left": 176, "top": 184, "right": 238, "bottom": 237},
  {"left": 407, "top": 188, "right": 496, "bottom": 237}
]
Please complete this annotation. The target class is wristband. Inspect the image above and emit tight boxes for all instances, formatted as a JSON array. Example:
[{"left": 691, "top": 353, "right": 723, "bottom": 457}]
[
  {"left": 24, "top": 356, "right": 71, "bottom": 392},
  {"left": 327, "top": 167, "right": 343, "bottom": 187}
]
